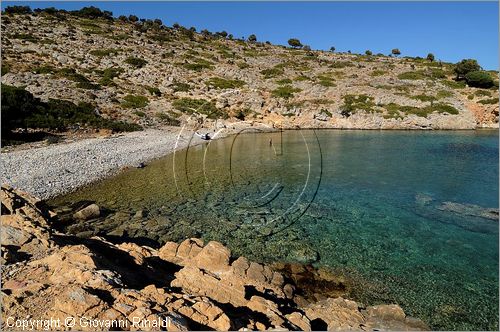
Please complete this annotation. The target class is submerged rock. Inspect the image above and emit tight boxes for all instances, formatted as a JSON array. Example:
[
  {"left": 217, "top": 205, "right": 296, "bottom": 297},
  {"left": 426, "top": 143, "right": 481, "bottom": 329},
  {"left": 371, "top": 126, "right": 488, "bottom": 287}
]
[
  {"left": 438, "top": 201, "right": 499, "bottom": 220},
  {"left": 73, "top": 203, "right": 100, "bottom": 220}
]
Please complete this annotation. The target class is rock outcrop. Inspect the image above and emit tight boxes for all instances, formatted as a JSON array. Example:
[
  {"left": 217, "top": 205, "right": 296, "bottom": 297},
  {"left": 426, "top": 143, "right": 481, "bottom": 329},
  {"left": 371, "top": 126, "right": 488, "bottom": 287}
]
[{"left": 1, "top": 186, "right": 428, "bottom": 330}]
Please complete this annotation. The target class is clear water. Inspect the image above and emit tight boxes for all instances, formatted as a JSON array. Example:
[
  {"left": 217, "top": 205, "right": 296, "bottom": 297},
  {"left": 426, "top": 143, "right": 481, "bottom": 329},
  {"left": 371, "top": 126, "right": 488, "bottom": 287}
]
[{"left": 50, "top": 129, "right": 499, "bottom": 330}]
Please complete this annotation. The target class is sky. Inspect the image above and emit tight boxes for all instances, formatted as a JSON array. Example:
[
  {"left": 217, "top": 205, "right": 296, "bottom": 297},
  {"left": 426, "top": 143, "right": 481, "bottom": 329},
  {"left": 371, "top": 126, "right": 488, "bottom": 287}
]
[{"left": 2, "top": 1, "right": 499, "bottom": 69}]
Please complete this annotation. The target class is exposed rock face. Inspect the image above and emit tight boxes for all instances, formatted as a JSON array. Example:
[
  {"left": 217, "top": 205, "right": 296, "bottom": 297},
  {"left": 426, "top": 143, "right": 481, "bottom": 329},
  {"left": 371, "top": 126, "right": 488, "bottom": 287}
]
[
  {"left": 2, "top": 11, "right": 497, "bottom": 133},
  {"left": 1, "top": 186, "right": 429, "bottom": 331}
]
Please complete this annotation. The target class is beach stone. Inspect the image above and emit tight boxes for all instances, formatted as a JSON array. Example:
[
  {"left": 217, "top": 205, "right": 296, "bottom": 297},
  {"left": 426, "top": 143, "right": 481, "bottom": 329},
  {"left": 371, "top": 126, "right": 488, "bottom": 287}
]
[{"left": 73, "top": 204, "right": 100, "bottom": 220}]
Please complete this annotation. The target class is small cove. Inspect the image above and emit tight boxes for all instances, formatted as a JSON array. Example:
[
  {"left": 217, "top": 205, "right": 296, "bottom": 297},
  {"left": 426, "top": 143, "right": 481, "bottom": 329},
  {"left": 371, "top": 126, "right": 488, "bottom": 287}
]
[{"left": 49, "top": 129, "right": 499, "bottom": 330}]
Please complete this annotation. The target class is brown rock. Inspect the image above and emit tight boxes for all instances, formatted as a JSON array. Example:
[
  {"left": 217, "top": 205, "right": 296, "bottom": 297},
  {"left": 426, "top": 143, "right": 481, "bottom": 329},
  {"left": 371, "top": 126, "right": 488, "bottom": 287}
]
[
  {"left": 73, "top": 203, "right": 100, "bottom": 220},
  {"left": 194, "top": 241, "right": 231, "bottom": 273}
]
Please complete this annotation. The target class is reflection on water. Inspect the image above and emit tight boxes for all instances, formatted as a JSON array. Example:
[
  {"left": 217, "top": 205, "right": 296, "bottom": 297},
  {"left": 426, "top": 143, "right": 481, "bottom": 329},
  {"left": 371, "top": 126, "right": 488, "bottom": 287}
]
[{"left": 50, "top": 129, "right": 499, "bottom": 330}]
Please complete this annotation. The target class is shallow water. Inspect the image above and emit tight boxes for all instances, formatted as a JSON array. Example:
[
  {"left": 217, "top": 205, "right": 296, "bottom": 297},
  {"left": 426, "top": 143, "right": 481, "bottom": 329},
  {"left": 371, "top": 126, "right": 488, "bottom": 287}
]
[{"left": 50, "top": 129, "right": 499, "bottom": 330}]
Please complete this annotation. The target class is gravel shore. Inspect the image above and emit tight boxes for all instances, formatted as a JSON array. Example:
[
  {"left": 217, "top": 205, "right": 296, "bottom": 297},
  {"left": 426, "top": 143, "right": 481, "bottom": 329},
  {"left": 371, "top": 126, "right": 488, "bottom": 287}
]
[
  {"left": 1, "top": 123, "right": 277, "bottom": 199},
  {"left": 1, "top": 128, "right": 206, "bottom": 199}
]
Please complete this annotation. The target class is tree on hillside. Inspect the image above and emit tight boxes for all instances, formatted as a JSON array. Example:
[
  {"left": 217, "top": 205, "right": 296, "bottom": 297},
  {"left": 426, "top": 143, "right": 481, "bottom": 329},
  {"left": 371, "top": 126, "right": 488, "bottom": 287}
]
[
  {"left": 228, "top": 34, "right": 233, "bottom": 40},
  {"left": 464, "top": 71, "right": 493, "bottom": 88},
  {"left": 391, "top": 48, "right": 401, "bottom": 56},
  {"left": 128, "top": 15, "right": 138, "bottom": 22},
  {"left": 330, "top": 46, "right": 335, "bottom": 52},
  {"left": 248, "top": 34, "right": 257, "bottom": 42},
  {"left": 303, "top": 45, "right": 311, "bottom": 51},
  {"left": 426, "top": 53, "right": 435, "bottom": 62},
  {"left": 118, "top": 15, "right": 128, "bottom": 22},
  {"left": 154, "top": 19, "right": 163, "bottom": 26},
  {"left": 454, "top": 59, "right": 481, "bottom": 80},
  {"left": 4, "top": 6, "right": 32, "bottom": 15},
  {"left": 365, "top": 50, "right": 372, "bottom": 56},
  {"left": 288, "top": 38, "right": 303, "bottom": 49},
  {"left": 216, "top": 31, "right": 228, "bottom": 38}
]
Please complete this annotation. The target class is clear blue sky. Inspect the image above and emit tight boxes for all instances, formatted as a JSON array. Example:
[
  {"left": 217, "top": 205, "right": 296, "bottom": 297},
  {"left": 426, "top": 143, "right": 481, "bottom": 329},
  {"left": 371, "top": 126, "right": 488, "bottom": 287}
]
[{"left": 3, "top": 1, "right": 499, "bottom": 69}]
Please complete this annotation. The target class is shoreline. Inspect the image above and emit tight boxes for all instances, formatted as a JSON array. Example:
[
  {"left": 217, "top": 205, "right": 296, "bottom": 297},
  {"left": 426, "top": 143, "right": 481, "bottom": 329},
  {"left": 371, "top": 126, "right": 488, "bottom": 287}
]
[{"left": 2, "top": 125, "right": 498, "bottom": 200}]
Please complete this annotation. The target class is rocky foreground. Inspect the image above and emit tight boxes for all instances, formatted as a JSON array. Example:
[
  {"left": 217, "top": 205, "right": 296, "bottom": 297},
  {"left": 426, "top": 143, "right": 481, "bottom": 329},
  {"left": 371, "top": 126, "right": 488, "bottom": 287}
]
[{"left": 1, "top": 185, "right": 428, "bottom": 331}]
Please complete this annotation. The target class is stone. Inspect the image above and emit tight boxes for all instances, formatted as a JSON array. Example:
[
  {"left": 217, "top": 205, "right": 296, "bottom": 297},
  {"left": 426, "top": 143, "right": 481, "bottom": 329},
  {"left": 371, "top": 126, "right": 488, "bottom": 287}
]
[
  {"left": 193, "top": 241, "right": 231, "bottom": 273},
  {"left": 73, "top": 204, "right": 100, "bottom": 220}
]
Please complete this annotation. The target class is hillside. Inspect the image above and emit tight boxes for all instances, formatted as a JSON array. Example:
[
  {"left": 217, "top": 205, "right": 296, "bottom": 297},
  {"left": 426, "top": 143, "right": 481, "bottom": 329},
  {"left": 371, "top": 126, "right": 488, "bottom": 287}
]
[{"left": 1, "top": 6, "right": 499, "bottom": 145}]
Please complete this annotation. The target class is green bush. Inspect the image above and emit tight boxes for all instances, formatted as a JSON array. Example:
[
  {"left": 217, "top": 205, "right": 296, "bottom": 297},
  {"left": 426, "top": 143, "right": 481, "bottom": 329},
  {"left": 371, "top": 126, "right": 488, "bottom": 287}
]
[
  {"left": 156, "top": 112, "right": 181, "bottom": 126},
  {"left": 398, "top": 71, "right": 427, "bottom": 80},
  {"left": 1, "top": 84, "right": 140, "bottom": 143},
  {"left": 172, "top": 98, "right": 226, "bottom": 119},
  {"left": 10, "top": 33, "right": 38, "bottom": 42},
  {"left": 76, "top": 81, "right": 101, "bottom": 90},
  {"left": 316, "top": 75, "right": 335, "bottom": 87},
  {"left": 454, "top": 59, "right": 481, "bottom": 79},
  {"left": 475, "top": 89, "right": 492, "bottom": 97},
  {"left": 271, "top": 85, "right": 301, "bottom": 99},
  {"left": 2, "top": 63, "right": 10, "bottom": 75},
  {"left": 478, "top": 98, "right": 499, "bottom": 105},
  {"left": 33, "top": 65, "right": 56, "bottom": 74},
  {"left": 288, "top": 38, "right": 302, "bottom": 48},
  {"left": 371, "top": 70, "right": 387, "bottom": 77},
  {"left": 98, "top": 67, "right": 123, "bottom": 86},
  {"left": 427, "top": 53, "right": 435, "bottom": 62},
  {"left": 383, "top": 102, "right": 459, "bottom": 118},
  {"left": 206, "top": 77, "right": 245, "bottom": 89},
  {"left": 125, "top": 57, "right": 147, "bottom": 68},
  {"left": 182, "top": 59, "right": 214, "bottom": 71},
  {"left": 464, "top": 71, "right": 494, "bottom": 88},
  {"left": 171, "top": 81, "right": 191, "bottom": 92},
  {"left": 441, "top": 79, "right": 466, "bottom": 89},
  {"left": 411, "top": 94, "right": 436, "bottom": 103},
  {"left": 341, "top": 94, "right": 376, "bottom": 116},
  {"left": 4, "top": 5, "right": 32, "bottom": 14},
  {"left": 276, "top": 78, "right": 293, "bottom": 85},
  {"left": 121, "top": 95, "right": 149, "bottom": 109},
  {"left": 436, "top": 90, "right": 453, "bottom": 99},
  {"left": 146, "top": 86, "right": 161, "bottom": 96},
  {"left": 261, "top": 67, "right": 284, "bottom": 78}
]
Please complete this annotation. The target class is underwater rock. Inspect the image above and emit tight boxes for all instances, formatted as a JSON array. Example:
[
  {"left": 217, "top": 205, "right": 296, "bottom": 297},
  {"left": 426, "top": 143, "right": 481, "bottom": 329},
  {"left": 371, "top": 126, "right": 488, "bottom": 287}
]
[
  {"left": 438, "top": 201, "right": 499, "bottom": 220},
  {"left": 73, "top": 203, "right": 100, "bottom": 220}
]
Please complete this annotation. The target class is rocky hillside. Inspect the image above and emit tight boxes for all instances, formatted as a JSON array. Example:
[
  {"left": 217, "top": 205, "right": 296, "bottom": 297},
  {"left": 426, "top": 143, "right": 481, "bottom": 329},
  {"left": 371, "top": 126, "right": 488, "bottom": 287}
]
[
  {"left": 1, "top": 6, "right": 498, "bottom": 137},
  {"left": 1, "top": 185, "right": 428, "bottom": 331}
]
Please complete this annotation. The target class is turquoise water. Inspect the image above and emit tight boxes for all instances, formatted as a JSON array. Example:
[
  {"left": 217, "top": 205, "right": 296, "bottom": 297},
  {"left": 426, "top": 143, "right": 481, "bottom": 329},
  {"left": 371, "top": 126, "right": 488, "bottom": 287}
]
[{"left": 50, "top": 129, "right": 499, "bottom": 330}]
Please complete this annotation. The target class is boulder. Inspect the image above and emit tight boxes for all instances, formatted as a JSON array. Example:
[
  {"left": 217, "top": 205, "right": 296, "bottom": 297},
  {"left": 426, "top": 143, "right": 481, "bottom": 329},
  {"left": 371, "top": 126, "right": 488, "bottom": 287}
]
[{"left": 73, "top": 204, "right": 100, "bottom": 220}]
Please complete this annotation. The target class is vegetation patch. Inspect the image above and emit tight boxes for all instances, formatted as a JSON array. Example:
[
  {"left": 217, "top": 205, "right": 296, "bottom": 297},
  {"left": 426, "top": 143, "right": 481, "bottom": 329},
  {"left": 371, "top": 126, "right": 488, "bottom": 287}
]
[
  {"left": 125, "top": 57, "right": 148, "bottom": 68},
  {"left": 478, "top": 98, "right": 499, "bottom": 105},
  {"left": 10, "top": 33, "right": 38, "bottom": 42},
  {"left": 340, "top": 94, "right": 376, "bottom": 116},
  {"left": 271, "top": 85, "right": 301, "bottom": 99},
  {"left": 436, "top": 90, "right": 453, "bottom": 99},
  {"left": 182, "top": 58, "right": 214, "bottom": 71},
  {"left": 206, "top": 77, "right": 245, "bottom": 89},
  {"left": 156, "top": 112, "right": 181, "bottom": 126},
  {"left": 441, "top": 79, "right": 466, "bottom": 89},
  {"left": 146, "top": 86, "right": 161, "bottom": 96},
  {"left": 98, "top": 67, "right": 123, "bottom": 86},
  {"left": 383, "top": 102, "right": 459, "bottom": 118},
  {"left": 261, "top": 67, "right": 284, "bottom": 79},
  {"left": 276, "top": 78, "right": 293, "bottom": 85},
  {"left": 172, "top": 98, "right": 226, "bottom": 119},
  {"left": 371, "top": 70, "right": 387, "bottom": 77},
  {"left": 1, "top": 84, "right": 140, "bottom": 144},
  {"left": 171, "top": 81, "right": 191, "bottom": 92},
  {"left": 121, "top": 95, "right": 149, "bottom": 109},
  {"left": 316, "top": 75, "right": 336, "bottom": 87}
]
